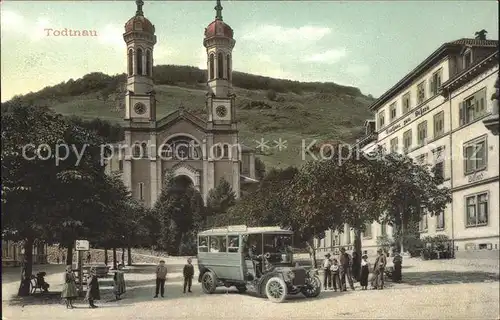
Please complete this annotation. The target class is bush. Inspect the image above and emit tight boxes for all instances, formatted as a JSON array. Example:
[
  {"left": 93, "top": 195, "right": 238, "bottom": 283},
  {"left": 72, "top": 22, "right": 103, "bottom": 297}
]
[{"left": 266, "top": 89, "right": 277, "bottom": 101}]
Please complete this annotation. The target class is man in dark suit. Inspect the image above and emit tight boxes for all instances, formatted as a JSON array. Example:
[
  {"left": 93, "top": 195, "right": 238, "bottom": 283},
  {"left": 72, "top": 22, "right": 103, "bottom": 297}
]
[
  {"left": 339, "top": 247, "right": 354, "bottom": 291},
  {"left": 248, "top": 241, "right": 262, "bottom": 277}
]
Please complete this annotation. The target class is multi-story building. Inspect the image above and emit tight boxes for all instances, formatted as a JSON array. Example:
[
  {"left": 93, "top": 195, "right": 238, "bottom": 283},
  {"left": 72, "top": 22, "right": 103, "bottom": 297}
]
[{"left": 316, "top": 32, "right": 499, "bottom": 257}]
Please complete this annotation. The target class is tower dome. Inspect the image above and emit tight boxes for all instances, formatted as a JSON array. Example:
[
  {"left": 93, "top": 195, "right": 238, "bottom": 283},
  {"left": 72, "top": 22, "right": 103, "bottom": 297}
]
[
  {"left": 204, "top": 0, "right": 233, "bottom": 40},
  {"left": 124, "top": 0, "right": 155, "bottom": 34}
]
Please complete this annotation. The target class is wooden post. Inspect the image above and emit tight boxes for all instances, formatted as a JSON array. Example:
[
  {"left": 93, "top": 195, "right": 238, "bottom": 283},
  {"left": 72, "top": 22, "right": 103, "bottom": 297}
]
[{"left": 77, "top": 250, "right": 83, "bottom": 294}]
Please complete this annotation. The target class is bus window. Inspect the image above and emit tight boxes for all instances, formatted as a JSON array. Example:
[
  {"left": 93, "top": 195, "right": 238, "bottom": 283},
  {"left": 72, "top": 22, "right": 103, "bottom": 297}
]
[
  {"left": 198, "top": 236, "right": 208, "bottom": 252},
  {"left": 228, "top": 235, "right": 239, "bottom": 253},
  {"left": 210, "top": 235, "right": 227, "bottom": 253}
]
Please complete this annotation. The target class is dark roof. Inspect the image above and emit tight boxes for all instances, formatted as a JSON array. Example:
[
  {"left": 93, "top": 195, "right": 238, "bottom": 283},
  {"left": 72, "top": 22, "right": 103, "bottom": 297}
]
[
  {"left": 369, "top": 38, "right": 498, "bottom": 111},
  {"left": 441, "top": 51, "right": 499, "bottom": 95},
  {"left": 447, "top": 38, "right": 498, "bottom": 47}
]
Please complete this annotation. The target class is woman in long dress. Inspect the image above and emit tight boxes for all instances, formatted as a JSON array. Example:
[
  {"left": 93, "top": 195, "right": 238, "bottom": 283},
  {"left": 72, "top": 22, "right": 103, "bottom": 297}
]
[
  {"left": 85, "top": 267, "right": 100, "bottom": 308},
  {"left": 113, "top": 264, "right": 126, "bottom": 300},
  {"left": 359, "top": 254, "right": 370, "bottom": 290},
  {"left": 61, "top": 265, "right": 78, "bottom": 309}
]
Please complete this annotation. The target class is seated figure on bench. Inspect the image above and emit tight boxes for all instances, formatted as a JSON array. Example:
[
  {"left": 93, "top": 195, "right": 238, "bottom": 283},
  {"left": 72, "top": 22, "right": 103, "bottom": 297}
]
[{"left": 36, "top": 272, "right": 50, "bottom": 292}]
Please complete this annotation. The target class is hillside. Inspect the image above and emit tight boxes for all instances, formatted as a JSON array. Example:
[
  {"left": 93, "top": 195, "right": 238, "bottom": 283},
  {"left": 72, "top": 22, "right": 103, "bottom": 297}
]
[{"left": 1, "top": 65, "right": 375, "bottom": 168}]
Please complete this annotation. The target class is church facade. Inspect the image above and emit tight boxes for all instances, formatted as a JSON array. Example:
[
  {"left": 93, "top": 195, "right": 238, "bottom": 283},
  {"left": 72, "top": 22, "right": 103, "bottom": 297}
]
[{"left": 105, "top": 0, "right": 257, "bottom": 207}]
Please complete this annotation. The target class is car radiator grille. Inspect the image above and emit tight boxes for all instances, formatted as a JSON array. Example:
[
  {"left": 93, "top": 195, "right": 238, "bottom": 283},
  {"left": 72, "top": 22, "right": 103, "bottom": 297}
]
[{"left": 292, "top": 269, "right": 306, "bottom": 286}]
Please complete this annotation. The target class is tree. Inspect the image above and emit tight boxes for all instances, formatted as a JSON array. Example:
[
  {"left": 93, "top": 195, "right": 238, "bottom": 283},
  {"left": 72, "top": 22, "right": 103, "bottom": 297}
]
[
  {"left": 205, "top": 178, "right": 236, "bottom": 227},
  {"left": 254, "top": 157, "right": 266, "bottom": 180},
  {"left": 266, "top": 89, "right": 277, "bottom": 101},
  {"left": 376, "top": 150, "right": 452, "bottom": 253},
  {"left": 153, "top": 173, "right": 204, "bottom": 254},
  {"left": 1, "top": 104, "right": 114, "bottom": 295}
]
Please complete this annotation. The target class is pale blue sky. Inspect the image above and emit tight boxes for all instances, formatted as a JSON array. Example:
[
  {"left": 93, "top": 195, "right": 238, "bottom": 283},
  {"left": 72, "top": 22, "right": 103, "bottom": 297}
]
[{"left": 1, "top": 1, "right": 498, "bottom": 102}]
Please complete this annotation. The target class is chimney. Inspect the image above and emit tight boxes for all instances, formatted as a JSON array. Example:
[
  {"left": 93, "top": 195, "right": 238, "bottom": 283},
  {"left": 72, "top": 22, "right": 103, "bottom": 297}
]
[{"left": 475, "top": 29, "right": 487, "bottom": 40}]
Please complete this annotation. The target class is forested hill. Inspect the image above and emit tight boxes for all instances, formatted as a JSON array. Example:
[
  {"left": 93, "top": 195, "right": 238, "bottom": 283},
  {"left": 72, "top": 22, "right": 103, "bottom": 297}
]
[{"left": 1, "top": 65, "right": 375, "bottom": 168}]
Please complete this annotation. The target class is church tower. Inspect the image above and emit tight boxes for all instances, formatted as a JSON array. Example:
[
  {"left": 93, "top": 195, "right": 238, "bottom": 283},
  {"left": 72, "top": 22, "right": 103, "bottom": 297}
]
[
  {"left": 203, "top": 0, "right": 240, "bottom": 198},
  {"left": 203, "top": 0, "right": 236, "bottom": 125},
  {"left": 123, "top": 0, "right": 157, "bottom": 122}
]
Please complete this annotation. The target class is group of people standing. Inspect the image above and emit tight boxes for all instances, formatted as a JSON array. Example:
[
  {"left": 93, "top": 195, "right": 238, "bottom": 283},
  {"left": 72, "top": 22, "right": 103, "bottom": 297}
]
[
  {"left": 61, "top": 264, "right": 126, "bottom": 309},
  {"left": 322, "top": 247, "right": 403, "bottom": 291}
]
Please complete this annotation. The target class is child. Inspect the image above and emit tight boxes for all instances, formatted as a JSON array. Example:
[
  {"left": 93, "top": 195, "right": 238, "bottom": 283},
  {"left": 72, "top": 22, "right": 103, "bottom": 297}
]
[
  {"left": 331, "top": 258, "right": 341, "bottom": 292},
  {"left": 113, "top": 264, "right": 126, "bottom": 300},
  {"left": 360, "top": 254, "right": 369, "bottom": 290},
  {"left": 183, "top": 258, "right": 194, "bottom": 293}
]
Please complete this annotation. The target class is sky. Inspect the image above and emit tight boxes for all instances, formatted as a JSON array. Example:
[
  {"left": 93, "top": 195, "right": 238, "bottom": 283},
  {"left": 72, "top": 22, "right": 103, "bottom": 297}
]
[{"left": 1, "top": 1, "right": 498, "bottom": 102}]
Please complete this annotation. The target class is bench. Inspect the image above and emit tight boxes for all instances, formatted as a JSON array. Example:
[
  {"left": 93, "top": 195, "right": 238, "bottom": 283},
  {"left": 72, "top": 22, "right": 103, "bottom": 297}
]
[{"left": 30, "top": 275, "right": 43, "bottom": 294}]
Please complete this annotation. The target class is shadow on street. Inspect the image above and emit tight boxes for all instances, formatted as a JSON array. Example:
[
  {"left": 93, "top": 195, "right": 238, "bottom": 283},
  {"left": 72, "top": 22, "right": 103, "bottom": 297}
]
[{"left": 401, "top": 270, "right": 499, "bottom": 286}]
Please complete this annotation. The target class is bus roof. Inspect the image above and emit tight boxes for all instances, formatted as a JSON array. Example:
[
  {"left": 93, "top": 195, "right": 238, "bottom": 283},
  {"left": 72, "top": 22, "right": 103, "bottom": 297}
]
[{"left": 198, "top": 225, "right": 293, "bottom": 236}]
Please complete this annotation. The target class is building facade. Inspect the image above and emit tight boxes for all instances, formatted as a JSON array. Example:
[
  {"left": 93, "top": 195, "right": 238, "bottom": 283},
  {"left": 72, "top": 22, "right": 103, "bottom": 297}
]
[
  {"left": 316, "top": 33, "right": 499, "bottom": 257},
  {"left": 106, "top": 0, "right": 256, "bottom": 207},
  {"left": 2, "top": 240, "right": 48, "bottom": 267}
]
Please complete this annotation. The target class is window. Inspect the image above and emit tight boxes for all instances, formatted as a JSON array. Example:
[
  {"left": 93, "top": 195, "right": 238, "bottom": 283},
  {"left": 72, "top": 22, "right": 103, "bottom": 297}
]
[
  {"left": 436, "top": 211, "right": 445, "bottom": 230},
  {"left": 378, "top": 110, "right": 385, "bottom": 128},
  {"left": 217, "top": 52, "right": 224, "bottom": 79},
  {"left": 136, "top": 48, "right": 143, "bottom": 75},
  {"left": 433, "top": 111, "right": 444, "bottom": 138},
  {"left": 403, "top": 129, "right": 412, "bottom": 153},
  {"left": 417, "top": 81, "right": 426, "bottom": 104},
  {"left": 433, "top": 146, "right": 445, "bottom": 181},
  {"left": 132, "top": 143, "right": 142, "bottom": 158},
  {"left": 228, "top": 235, "right": 239, "bottom": 253},
  {"left": 128, "top": 49, "right": 133, "bottom": 76},
  {"left": 419, "top": 207, "right": 428, "bottom": 232},
  {"left": 390, "top": 137, "right": 399, "bottom": 153},
  {"left": 226, "top": 54, "right": 231, "bottom": 80},
  {"left": 459, "top": 88, "right": 487, "bottom": 126},
  {"left": 466, "top": 192, "right": 489, "bottom": 227},
  {"left": 433, "top": 161, "right": 444, "bottom": 181},
  {"left": 209, "top": 235, "right": 227, "bottom": 253},
  {"left": 417, "top": 120, "right": 427, "bottom": 146},
  {"left": 430, "top": 69, "right": 442, "bottom": 96},
  {"left": 118, "top": 160, "right": 123, "bottom": 172},
  {"left": 463, "top": 50, "right": 472, "bottom": 69},
  {"left": 416, "top": 153, "right": 427, "bottom": 165},
  {"left": 345, "top": 225, "right": 351, "bottom": 244},
  {"left": 209, "top": 54, "right": 215, "bottom": 80},
  {"left": 381, "top": 223, "right": 387, "bottom": 236},
  {"left": 402, "top": 92, "right": 411, "bottom": 114},
  {"left": 363, "top": 223, "right": 372, "bottom": 238},
  {"left": 389, "top": 102, "right": 397, "bottom": 121},
  {"left": 141, "top": 142, "right": 148, "bottom": 158},
  {"left": 463, "top": 136, "right": 487, "bottom": 174},
  {"left": 138, "top": 182, "right": 144, "bottom": 201},
  {"left": 198, "top": 236, "right": 208, "bottom": 252},
  {"left": 146, "top": 50, "right": 151, "bottom": 77}
]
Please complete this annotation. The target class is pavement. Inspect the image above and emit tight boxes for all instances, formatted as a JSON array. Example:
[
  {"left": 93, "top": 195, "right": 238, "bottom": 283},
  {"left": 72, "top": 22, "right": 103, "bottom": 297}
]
[{"left": 2, "top": 256, "right": 499, "bottom": 320}]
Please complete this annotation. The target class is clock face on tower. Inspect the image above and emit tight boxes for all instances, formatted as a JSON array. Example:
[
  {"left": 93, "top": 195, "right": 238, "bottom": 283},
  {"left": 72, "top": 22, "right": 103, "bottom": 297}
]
[
  {"left": 215, "top": 105, "right": 227, "bottom": 118},
  {"left": 134, "top": 103, "right": 146, "bottom": 115}
]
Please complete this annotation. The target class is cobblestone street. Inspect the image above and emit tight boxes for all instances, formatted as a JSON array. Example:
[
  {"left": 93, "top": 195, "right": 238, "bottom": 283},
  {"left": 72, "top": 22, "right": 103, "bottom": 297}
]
[{"left": 2, "top": 257, "right": 499, "bottom": 320}]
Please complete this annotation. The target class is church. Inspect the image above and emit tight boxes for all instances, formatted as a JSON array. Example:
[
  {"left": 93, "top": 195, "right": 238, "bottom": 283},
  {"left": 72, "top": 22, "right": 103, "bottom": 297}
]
[{"left": 105, "top": 0, "right": 257, "bottom": 207}]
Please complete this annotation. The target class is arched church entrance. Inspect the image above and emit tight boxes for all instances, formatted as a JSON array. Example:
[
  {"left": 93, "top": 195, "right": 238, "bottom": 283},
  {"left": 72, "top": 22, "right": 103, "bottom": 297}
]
[{"left": 171, "top": 175, "right": 194, "bottom": 191}]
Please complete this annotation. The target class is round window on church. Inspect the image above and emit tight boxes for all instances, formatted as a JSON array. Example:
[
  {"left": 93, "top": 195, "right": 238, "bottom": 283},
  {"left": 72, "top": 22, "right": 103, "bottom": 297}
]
[
  {"left": 216, "top": 105, "right": 227, "bottom": 118},
  {"left": 134, "top": 103, "right": 146, "bottom": 115}
]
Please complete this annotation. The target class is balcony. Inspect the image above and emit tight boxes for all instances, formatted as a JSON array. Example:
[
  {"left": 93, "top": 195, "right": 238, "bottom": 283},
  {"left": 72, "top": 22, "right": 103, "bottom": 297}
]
[{"left": 483, "top": 77, "right": 499, "bottom": 136}]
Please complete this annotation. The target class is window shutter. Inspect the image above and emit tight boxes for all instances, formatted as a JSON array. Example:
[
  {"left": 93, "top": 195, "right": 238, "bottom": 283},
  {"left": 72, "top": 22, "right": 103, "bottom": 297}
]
[
  {"left": 429, "top": 77, "right": 435, "bottom": 95},
  {"left": 459, "top": 101, "right": 465, "bottom": 126}
]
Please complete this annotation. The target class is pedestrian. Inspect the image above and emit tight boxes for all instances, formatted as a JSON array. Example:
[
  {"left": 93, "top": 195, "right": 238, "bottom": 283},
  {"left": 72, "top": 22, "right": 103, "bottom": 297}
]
[
  {"left": 339, "top": 247, "right": 355, "bottom": 291},
  {"left": 359, "top": 254, "right": 370, "bottom": 290},
  {"left": 331, "top": 258, "right": 341, "bottom": 292},
  {"left": 351, "top": 251, "right": 361, "bottom": 282},
  {"left": 322, "top": 253, "right": 332, "bottom": 290},
  {"left": 61, "top": 265, "right": 78, "bottom": 309},
  {"left": 154, "top": 260, "right": 168, "bottom": 298},
  {"left": 62, "top": 253, "right": 66, "bottom": 265},
  {"left": 85, "top": 267, "right": 100, "bottom": 308},
  {"left": 113, "top": 264, "right": 126, "bottom": 300},
  {"left": 56, "top": 256, "right": 60, "bottom": 264},
  {"left": 371, "top": 248, "right": 387, "bottom": 290},
  {"left": 392, "top": 251, "right": 403, "bottom": 283},
  {"left": 183, "top": 258, "right": 194, "bottom": 293},
  {"left": 86, "top": 251, "right": 91, "bottom": 264}
]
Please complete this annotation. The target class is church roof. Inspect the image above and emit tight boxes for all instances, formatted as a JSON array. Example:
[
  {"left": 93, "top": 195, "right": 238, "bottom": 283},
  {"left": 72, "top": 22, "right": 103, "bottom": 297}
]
[{"left": 156, "top": 107, "right": 207, "bottom": 132}]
